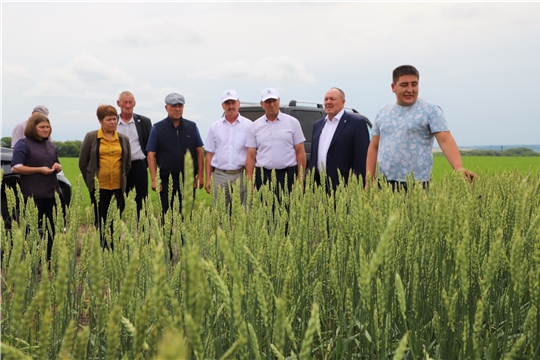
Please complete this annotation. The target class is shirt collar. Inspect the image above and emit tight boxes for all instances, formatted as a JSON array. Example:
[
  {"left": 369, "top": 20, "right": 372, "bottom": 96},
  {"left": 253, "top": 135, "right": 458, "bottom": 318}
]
[
  {"left": 265, "top": 111, "right": 282, "bottom": 123},
  {"left": 221, "top": 114, "right": 241, "bottom": 124},
  {"left": 118, "top": 114, "right": 134, "bottom": 125},
  {"left": 97, "top": 128, "right": 119, "bottom": 140},
  {"left": 166, "top": 117, "right": 183, "bottom": 127},
  {"left": 325, "top": 108, "right": 345, "bottom": 123}
]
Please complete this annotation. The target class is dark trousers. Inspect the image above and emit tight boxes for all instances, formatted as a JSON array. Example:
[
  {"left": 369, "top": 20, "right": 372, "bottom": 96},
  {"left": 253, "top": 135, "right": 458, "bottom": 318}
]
[
  {"left": 32, "top": 197, "right": 56, "bottom": 261},
  {"left": 313, "top": 170, "right": 333, "bottom": 194},
  {"left": 160, "top": 172, "right": 196, "bottom": 216},
  {"left": 126, "top": 159, "right": 148, "bottom": 216},
  {"left": 255, "top": 166, "right": 297, "bottom": 202},
  {"left": 90, "top": 188, "right": 125, "bottom": 249},
  {"left": 385, "top": 180, "right": 430, "bottom": 193}
]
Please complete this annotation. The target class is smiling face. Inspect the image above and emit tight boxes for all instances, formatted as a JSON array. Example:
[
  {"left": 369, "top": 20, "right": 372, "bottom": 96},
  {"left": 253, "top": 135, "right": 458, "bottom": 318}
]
[
  {"left": 35, "top": 121, "right": 51, "bottom": 140},
  {"left": 166, "top": 104, "right": 184, "bottom": 121},
  {"left": 392, "top": 74, "right": 419, "bottom": 106},
  {"left": 100, "top": 115, "right": 118, "bottom": 133}
]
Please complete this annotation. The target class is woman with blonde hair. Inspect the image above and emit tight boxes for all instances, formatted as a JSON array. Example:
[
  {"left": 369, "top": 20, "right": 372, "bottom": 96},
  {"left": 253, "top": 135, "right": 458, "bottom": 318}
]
[{"left": 79, "top": 104, "right": 131, "bottom": 249}]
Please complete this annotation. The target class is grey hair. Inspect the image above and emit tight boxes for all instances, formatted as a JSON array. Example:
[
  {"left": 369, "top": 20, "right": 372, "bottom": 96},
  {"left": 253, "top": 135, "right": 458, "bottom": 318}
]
[
  {"left": 118, "top": 91, "right": 135, "bottom": 101},
  {"left": 329, "top": 87, "right": 346, "bottom": 99}
]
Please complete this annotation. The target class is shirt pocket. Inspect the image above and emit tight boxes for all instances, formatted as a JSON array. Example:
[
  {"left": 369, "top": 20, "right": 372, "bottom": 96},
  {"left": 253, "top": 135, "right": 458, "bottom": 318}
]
[{"left": 235, "top": 131, "right": 248, "bottom": 148}]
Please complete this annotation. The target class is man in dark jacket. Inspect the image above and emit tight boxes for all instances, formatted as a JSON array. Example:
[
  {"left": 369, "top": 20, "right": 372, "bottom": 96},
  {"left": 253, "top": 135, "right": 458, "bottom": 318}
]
[
  {"left": 146, "top": 93, "right": 204, "bottom": 215},
  {"left": 309, "top": 87, "right": 370, "bottom": 191},
  {"left": 116, "top": 91, "right": 152, "bottom": 216}
]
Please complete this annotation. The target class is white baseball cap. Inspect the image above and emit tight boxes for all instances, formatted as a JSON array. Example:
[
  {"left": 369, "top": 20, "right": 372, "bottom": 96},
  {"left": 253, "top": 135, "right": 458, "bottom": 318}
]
[
  {"left": 221, "top": 90, "right": 239, "bottom": 103},
  {"left": 260, "top": 87, "right": 279, "bottom": 102}
]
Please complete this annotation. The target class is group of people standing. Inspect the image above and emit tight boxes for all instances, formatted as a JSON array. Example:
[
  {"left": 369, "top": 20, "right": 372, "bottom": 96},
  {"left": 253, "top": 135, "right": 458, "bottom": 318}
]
[{"left": 10, "top": 64, "right": 475, "bottom": 254}]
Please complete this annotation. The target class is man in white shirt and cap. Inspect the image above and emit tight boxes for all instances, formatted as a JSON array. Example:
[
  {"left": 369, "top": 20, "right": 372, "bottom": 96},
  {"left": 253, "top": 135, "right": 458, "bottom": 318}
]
[
  {"left": 204, "top": 90, "right": 251, "bottom": 209},
  {"left": 245, "top": 87, "right": 306, "bottom": 198}
]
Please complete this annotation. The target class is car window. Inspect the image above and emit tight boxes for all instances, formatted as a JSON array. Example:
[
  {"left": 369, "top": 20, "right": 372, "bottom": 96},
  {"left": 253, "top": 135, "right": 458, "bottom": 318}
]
[
  {"left": 290, "top": 110, "right": 324, "bottom": 157},
  {"left": 239, "top": 110, "right": 265, "bottom": 121}
]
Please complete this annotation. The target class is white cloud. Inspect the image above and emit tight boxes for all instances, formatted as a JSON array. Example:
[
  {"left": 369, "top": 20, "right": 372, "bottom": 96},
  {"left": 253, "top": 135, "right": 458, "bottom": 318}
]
[
  {"left": 187, "top": 57, "right": 317, "bottom": 85},
  {"left": 21, "top": 54, "right": 135, "bottom": 98},
  {"left": 2, "top": 63, "right": 31, "bottom": 81},
  {"left": 2, "top": 2, "right": 540, "bottom": 145},
  {"left": 111, "top": 16, "right": 207, "bottom": 48},
  {"left": 69, "top": 54, "right": 134, "bottom": 86}
]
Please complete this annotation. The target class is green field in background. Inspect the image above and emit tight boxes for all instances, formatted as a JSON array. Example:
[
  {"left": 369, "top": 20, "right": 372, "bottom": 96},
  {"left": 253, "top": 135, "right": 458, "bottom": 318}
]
[
  {"left": 432, "top": 156, "right": 540, "bottom": 180},
  {"left": 60, "top": 156, "right": 540, "bottom": 210},
  {"left": 59, "top": 158, "right": 212, "bottom": 212}
]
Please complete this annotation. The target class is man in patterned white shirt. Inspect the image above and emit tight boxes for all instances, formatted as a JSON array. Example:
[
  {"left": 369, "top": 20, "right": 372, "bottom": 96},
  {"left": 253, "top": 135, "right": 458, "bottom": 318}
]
[
  {"left": 205, "top": 90, "right": 251, "bottom": 209},
  {"left": 366, "top": 65, "right": 475, "bottom": 191}
]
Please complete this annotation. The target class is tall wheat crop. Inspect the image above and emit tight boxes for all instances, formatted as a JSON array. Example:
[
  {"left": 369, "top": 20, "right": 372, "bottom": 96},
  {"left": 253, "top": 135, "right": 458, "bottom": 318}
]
[{"left": 1, "top": 155, "right": 539, "bottom": 359}]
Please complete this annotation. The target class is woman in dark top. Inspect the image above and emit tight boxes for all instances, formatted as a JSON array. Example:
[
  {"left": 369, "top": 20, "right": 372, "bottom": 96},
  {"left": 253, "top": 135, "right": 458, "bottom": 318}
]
[{"left": 11, "top": 113, "right": 62, "bottom": 261}]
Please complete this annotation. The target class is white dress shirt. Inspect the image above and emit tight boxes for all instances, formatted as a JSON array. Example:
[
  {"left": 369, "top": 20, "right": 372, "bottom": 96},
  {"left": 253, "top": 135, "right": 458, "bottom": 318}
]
[
  {"left": 117, "top": 116, "right": 145, "bottom": 161},
  {"left": 317, "top": 109, "right": 344, "bottom": 171},
  {"left": 246, "top": 112, "right": 306, "bottom": 169},
  {"left": 205, "top": 114, "right": 251, "bottom": 170}
]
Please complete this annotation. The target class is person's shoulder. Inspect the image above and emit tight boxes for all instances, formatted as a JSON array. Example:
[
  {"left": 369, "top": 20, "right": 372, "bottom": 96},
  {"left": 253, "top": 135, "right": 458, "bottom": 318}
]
[
  {"left": 414, "top": 98, "right": 444, "bottom": 114},
  {"left": 134, "top": 113, "right": 151, "bottom": 122},
  {"left": 81, "top": 130, "right": 98, "bottom": 147},
  {"left": 182, "top": 118, "right": 198, "bottom": 127},
  {"left": 211, "top": 116, "right": 226, "bottom": 127},
  {"left": 13, "top": 138, "right": 29, "bottom": 151},
  {"left": 343, "top": 111, "right": 367, "bottom": 124},
  {"left": 312, "top": 116, "right": 325, "bottom": 128},
  {"left": 153, "top": 117, "right": 169, "bottom": 127},
  {"left": 378, "top": 101, "right": 397, "bottom": 111},
  {"left": 279, "top": 112, "right": 297, "bottom": 121},
  {"left": 237, "top": 114, "right": 253, "bottom": 123},
  {"left": 415, "top": 98, "right": 439, "bottom": 108},
  {"left": 85, "top": 130, "right": 99, "bottom": 137}
]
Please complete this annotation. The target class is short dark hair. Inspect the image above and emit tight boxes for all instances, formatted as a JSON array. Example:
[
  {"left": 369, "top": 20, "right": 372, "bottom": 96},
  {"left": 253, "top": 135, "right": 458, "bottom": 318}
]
[
  {"left": 96, "top": 104, "right": 118, "bottom": 121},
  {"left": 392, "top": 65, "right": 420, "bottom": 84},
  {"left": 24, "top": 113, "right": 51, "bottom": 140}
]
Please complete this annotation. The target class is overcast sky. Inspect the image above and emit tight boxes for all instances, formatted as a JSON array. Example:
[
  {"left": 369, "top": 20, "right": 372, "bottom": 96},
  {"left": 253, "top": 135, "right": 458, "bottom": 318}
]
[{"left": 2, "top": 2, "right": 539, "bottom": 147}]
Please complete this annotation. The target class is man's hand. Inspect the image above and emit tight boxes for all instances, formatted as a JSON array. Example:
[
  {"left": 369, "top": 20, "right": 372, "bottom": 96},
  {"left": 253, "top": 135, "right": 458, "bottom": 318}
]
[
  {"left": 151, "top": 178, "right": 157, "bottom": 191},
  {"left": 194, "top": 175, "right": 204, "bottom": 189},
  {"left": 456, "top": 167, "right": 477, "bottom": 182}
]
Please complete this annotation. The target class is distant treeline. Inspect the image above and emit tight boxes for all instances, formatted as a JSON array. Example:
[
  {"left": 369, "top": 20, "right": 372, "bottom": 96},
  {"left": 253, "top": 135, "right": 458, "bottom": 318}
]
[
  {"left": 1, "top": 137, "right": 82, "bottom": 157},
  {"left": 434, "top": 147, "right": 540, "bottom": 157},
  {"left": 461, "top": 147, "right": 540, "bottom": 156},
  {"left": 2, "top": 136, "right": 539, "bottom": 158}
]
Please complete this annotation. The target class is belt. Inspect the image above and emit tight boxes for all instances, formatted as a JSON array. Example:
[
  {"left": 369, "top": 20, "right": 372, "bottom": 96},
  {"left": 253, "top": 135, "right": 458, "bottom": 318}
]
[
  {"left": 132, "top": 159, "right": 146, "bottom": 162},
  {"left": 215, "top": 166, "right": 245, "bottom": 174},
  {"left": 262, "top": 166, "right": 297, "bottom": 173}
]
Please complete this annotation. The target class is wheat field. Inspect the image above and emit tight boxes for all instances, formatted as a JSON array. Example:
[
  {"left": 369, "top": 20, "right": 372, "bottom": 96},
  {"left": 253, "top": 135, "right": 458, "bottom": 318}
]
[{"left": 1, "top": 154, "right": 539, "bottom": 359}]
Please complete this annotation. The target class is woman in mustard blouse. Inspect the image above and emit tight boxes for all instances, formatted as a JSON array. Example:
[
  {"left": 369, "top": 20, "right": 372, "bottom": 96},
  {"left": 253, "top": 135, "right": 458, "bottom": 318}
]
[{"left": 79, "top": 105, "right": 131, "bottom": 249}]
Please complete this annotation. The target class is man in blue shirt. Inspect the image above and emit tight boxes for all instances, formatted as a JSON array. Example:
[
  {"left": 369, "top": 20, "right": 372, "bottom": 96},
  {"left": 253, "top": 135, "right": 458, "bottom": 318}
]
[
  {"left": 146, "top": 93, "right": 204, "bottom": 214},
  {"left": 366, "top": 65, "right": 475, "bottom": 191}
]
